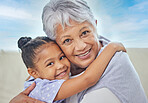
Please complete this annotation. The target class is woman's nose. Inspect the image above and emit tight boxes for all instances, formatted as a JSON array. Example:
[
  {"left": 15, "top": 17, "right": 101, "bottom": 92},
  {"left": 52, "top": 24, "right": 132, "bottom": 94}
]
[{"left": 75, "top": 39, "right": 86, "bottom": 51}]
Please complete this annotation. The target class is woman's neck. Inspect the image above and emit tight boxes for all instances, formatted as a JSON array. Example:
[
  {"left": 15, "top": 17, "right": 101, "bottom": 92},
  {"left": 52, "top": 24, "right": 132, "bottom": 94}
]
[{"left": 70, "top": 64, "right": 86, "bottom": 76}]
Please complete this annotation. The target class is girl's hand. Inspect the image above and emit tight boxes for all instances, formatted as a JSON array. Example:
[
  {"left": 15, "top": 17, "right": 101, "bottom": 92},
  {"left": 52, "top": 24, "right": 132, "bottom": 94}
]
[{"left": 108, "top": 42, "right": 127, "bottom": 52}]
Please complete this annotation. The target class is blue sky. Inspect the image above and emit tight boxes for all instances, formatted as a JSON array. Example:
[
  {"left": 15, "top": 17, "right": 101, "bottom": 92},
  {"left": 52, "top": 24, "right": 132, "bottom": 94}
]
[{"left": 0, "top": 0, "right": 148, "bottom": 51}]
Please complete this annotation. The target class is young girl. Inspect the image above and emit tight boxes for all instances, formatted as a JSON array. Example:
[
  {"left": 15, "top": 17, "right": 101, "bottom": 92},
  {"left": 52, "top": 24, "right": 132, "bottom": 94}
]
[{"left": 18, "top": 36, "right": 126, "bottom": 103}]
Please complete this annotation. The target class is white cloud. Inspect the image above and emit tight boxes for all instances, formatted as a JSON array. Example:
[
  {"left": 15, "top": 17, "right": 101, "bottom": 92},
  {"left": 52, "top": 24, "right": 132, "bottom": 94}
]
[
  {"left": 96, "top": 10, "right": 148, "bottom": 48},
  {"left": 0, "top": 5, "right": 34, "bottom": 20},
  {"left": 96, "top": 1, "right": 148, "bottom": 41},
  {"left": 129, "top": 1, "right": 148, "bottom": 12},
  {"left": 111, "top": 20, "right": 146, "bottom": 33}
]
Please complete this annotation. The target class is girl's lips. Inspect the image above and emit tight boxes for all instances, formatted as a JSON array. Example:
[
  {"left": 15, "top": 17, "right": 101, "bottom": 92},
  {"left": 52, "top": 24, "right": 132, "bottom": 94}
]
[{"left": 56, "top": 69, "right": 68, "bottom": 78}]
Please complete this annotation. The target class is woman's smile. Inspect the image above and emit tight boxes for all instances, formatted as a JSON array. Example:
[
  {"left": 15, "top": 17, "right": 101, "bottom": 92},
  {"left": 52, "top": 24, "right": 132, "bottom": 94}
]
[
  {"left": 75, "top": 48, "right": 91, "bottom": 59},
  {"left": 56, "top": 20, "right": 101, "bottom": 68}
]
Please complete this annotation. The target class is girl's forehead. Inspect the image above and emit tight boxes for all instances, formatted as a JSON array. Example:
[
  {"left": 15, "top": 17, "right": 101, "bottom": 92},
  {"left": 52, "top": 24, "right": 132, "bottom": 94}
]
[
  {"left": 34, "top": 42, "right": 62, "bottom": 60},
  {"left": 35, "top": 42, "right": 56, "bottom": 53}
]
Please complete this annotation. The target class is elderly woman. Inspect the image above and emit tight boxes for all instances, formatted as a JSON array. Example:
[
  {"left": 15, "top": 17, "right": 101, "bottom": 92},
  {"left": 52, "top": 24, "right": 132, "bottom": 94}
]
[{"left": 10, "top": 0, "right": 147, "bottom": 103}]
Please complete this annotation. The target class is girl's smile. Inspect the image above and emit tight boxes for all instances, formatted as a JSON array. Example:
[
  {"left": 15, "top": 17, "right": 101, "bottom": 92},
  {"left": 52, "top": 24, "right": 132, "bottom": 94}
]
[{"left": 31, "top": 42, "right": 71, "bottom": 80}]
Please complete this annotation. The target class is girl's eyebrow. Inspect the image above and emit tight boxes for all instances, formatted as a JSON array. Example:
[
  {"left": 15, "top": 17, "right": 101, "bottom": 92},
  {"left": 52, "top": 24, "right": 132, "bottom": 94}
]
[
  {"left": 44, "top": 52, "right": 63, "bottom": 64},
  {"left": 44, "top": 58, "right": 53, "bottom": 65},
  {"left": 58, "top": 52, "right": 64, "bottom": 57}
]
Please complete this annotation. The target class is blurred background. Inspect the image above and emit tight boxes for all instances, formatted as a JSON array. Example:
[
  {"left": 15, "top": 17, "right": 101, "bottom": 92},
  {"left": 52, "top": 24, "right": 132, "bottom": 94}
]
[
  {"left": 0, "top": 0, "right": 148, "bottom": 50},
  {"left": 0, "top": 0, "right": 148, "bottom": 103}
]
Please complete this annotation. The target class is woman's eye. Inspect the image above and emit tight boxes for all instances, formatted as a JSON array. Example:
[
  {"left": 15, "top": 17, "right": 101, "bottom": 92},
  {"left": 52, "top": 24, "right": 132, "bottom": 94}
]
[
  {"left": 82, "top": 31, "right": 89, "bottom": 36},
  {"left": 64, "top": 39, "right": 70, "bottom": 43},
  {"left": 60, "top": 56, "right": 65, "bottom": 60},
  {"left": 63, "top": 39, "right": 71, "bottom": 44},
  {"left": 47, "top": 62, "right": 54, "bottom": 66}
]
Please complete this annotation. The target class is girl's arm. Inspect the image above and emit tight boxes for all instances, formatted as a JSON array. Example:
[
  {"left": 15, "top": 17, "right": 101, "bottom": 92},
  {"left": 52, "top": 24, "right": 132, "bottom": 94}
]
[{"left": 55, "top": 42, "right": 126, "bottom": 100}]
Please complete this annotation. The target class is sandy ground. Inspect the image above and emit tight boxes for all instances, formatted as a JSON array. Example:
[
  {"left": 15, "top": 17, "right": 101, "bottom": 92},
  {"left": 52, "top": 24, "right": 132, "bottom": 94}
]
[
  {"left": 0, "top": 48, "right": 148, "bottom": 103},
  {"left": 127, "top": 48, "right": 148, "bottom": 97}
]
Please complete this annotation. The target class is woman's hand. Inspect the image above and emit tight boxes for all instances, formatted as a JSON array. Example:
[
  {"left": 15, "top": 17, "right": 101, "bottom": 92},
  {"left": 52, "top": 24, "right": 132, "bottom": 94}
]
[
  {"left": 108, "top": 42, "right": 127, "bottom": 52},
  {"left": 9, "top": 82, "right": 45, "bottom": 103}
]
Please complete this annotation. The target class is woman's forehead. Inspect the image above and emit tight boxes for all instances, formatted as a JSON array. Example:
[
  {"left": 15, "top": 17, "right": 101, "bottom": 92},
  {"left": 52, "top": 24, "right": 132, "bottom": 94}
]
[{"left": 56, "top": 21, "right": 94, "bottom": 37}]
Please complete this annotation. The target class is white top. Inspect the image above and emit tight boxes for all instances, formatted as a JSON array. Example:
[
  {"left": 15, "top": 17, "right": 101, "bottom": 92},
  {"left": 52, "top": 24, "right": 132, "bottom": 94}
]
[{"left": 66, "top": 36, "right": 148, "bottom": 103}]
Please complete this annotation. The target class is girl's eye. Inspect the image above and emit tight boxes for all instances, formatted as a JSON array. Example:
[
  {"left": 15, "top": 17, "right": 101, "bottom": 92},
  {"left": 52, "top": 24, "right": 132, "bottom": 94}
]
[
  {"left": 47, "top": 62, "right": 54, "bottom": 66},
  {"left": 60, "top": 56, "right": 65, "bottom": 60}
]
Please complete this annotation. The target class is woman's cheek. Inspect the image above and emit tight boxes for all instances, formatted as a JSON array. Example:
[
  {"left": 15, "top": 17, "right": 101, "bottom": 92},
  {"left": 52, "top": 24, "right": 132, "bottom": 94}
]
[{"left": 63, "top": 46, "right": 72, "bottom": 56}]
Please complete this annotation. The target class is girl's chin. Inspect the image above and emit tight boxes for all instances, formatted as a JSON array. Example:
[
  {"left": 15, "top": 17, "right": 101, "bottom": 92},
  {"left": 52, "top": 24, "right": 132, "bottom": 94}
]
[
  {"left": 56, "top": 74, "right": 69, "bottom": 80},
  {"left": 62, "top": 76, "right": 69, "bottom": 80}
]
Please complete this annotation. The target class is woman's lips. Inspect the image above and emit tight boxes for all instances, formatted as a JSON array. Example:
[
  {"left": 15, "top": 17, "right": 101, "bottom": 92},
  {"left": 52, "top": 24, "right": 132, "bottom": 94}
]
[{"left": 76, "top": 48, "right": 91, "bottom": 59}]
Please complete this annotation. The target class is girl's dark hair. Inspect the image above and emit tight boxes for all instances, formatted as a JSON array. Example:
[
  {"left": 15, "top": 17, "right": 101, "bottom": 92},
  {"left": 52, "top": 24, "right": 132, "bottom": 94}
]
[{"left": 18, "top": 36, "right": 55, "bottom": 68}]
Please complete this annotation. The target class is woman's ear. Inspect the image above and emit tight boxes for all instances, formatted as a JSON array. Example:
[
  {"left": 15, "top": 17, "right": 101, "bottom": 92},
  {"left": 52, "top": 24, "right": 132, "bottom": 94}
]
[
  {"left": 95, "top": 20, "right": 97, "bottom": 25},
  {"left": 28, "top": 68, "right": 39, "bottom": 79}
]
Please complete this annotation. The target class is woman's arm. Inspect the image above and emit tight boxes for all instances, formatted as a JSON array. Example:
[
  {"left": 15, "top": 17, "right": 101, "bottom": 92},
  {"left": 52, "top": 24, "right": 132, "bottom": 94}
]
[{"left": 55, "top": 42, "right": 126, "bottom": 100}]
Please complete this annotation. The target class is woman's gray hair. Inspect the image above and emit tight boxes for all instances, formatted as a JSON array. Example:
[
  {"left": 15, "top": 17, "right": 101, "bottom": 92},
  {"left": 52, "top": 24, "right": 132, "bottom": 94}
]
[{"left": 42, "top": 0, "right": 97, "bottom": 40}]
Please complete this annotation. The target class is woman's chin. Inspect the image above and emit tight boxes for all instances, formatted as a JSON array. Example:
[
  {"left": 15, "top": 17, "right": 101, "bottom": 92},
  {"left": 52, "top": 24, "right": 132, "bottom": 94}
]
[
  {"left": 73, "top": 50, "right": 97, "bottom": 68},
  {"left": 75, "top": 58, "right": 94, "bottom": 68}
]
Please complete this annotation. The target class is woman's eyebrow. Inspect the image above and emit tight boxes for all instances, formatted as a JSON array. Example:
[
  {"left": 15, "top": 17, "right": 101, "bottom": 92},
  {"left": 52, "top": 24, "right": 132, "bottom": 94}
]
[
  {"left": 79, "top": 26, "right": 88, "bottom": 33},
  {"left": 61, "top": 35, "right": 71, "bottom": 40}
]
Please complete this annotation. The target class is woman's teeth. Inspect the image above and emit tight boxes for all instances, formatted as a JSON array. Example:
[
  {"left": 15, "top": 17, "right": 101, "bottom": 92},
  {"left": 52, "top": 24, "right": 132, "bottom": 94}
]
[{"left": 78, "top": 50, "right": 90, "bottom": 57}]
